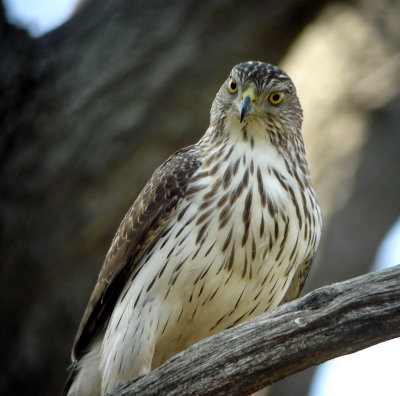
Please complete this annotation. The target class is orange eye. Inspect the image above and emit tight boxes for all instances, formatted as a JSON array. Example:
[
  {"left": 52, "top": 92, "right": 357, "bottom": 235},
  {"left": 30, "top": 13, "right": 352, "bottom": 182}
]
[
  {"left": 228, "top": 79, "right": 238, "bottom": 93},
  {"left": 269, "top": 91, "right": 283, "bottom": 105}
]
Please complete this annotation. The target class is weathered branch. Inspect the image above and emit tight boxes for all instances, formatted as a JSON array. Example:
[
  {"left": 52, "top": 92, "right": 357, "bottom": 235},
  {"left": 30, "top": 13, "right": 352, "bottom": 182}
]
[{"left": 112, "top": 265, "right": 400, "bottom": 395}]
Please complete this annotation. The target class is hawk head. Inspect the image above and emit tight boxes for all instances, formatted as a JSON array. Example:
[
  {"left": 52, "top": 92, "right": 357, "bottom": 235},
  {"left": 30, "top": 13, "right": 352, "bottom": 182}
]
[{"left": 210, "top": 61, "right": 303, "bottom": 135}]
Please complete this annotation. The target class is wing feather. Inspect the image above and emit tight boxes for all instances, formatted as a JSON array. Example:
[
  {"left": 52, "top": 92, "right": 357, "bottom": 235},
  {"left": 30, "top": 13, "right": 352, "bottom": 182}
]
[{"left": 72, "top": 146, "right": 202, "bottom": 360}]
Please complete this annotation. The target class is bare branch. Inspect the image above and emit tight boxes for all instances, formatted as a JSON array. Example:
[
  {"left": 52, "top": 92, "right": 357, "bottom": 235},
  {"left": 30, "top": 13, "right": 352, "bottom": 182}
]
[{"left": 112, "top": 265, "right": 400, "bottom": 395}]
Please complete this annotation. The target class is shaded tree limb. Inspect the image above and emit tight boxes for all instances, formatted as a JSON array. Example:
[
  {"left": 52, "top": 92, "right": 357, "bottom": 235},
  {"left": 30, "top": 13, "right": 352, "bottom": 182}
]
[{"left": 112, "top": 265, "right": 400, "bottom": 395}]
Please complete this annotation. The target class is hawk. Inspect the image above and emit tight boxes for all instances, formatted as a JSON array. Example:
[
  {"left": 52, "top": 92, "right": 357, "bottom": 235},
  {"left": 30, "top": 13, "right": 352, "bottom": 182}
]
[{"left": 63, "top": 61, "right": 322, "bottom": 395}]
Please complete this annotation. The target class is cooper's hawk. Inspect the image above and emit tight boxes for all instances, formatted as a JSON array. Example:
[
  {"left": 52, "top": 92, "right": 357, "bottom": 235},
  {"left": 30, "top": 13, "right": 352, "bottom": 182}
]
[{"left": 63, "top": 61, "right": 322, "bottom": 395}]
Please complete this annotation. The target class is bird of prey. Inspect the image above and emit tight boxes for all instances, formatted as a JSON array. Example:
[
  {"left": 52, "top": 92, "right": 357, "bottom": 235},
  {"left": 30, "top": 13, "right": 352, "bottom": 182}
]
[{"left": 63, "top": 61, "right": 322, "bottom": 396}]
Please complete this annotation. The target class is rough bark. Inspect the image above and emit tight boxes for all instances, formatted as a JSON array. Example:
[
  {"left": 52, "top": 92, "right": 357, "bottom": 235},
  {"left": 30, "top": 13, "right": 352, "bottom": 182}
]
[{"left": 112, "top": 265, "right": 400, "bottom": 395}]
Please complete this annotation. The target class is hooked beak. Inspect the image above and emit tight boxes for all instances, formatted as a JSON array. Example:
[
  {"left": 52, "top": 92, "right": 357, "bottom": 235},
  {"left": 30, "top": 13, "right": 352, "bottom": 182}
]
[
  {"left": 239, "top": 95, "right": 251, "bottom": 123},
  {"left": 238, "top": 86, "right": 257, "bottom": 123}
]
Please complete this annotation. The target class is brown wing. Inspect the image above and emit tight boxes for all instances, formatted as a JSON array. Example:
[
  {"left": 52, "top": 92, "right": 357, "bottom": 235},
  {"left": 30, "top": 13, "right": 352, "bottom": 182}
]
[{"left": 72, "top": 145, "right": 202, "bottom": 361}]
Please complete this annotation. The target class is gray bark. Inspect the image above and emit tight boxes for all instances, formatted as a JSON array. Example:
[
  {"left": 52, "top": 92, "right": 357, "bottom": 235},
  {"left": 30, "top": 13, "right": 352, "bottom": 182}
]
[{"left": 112, "top": 265, "right": 400, "bottom": 395}]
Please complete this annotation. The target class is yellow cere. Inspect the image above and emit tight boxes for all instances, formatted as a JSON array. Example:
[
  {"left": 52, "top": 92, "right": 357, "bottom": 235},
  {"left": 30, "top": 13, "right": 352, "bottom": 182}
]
[{"left": 242, "top": 86, "right": 257, "bottom": 104}]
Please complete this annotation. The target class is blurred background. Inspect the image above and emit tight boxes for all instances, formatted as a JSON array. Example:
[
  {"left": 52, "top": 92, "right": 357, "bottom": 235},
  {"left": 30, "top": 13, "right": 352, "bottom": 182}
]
[{"left": 0, "top": 0, "right": 399, "bottom": 395}]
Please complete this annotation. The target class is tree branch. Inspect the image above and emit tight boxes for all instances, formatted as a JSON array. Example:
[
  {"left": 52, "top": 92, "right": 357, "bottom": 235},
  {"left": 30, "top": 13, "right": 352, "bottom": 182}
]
[{"left": 112, "top": 265, "right": 400, "bottom": 395}]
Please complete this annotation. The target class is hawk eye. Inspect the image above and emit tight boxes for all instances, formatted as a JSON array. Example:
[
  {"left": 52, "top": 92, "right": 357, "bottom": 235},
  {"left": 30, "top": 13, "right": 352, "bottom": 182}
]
[
  {"left": 228, "top": 79, "right": 238, "bottom": 94},
  {"left": 269, "top": 91, "right": 284, "bottom": 105}
]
